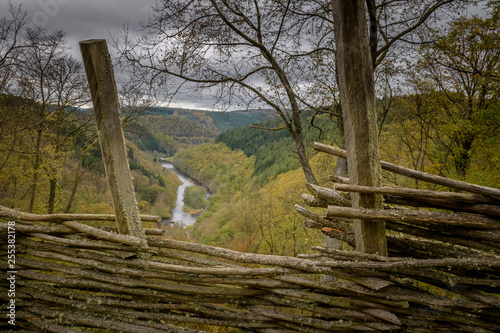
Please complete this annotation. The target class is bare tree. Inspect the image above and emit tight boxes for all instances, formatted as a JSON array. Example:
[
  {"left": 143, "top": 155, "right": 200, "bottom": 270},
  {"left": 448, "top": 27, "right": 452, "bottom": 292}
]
[
  {"left": 418, "top": 13, "right": 500, "bottom": 179},
  {"left": 115, "top": 0, "right": 475, "bottom": 187},
  {"left": 0, "top": 3, "right": 29, "bottom": 93},
  {"left": 118, "top": 78, "right": 155, "bottom": 131},
  {"left": 14, "top": 28, "right": 90, "bottom": 212},
  {"left": 115, "top": 0, "right": 338, "bottom": 185}
]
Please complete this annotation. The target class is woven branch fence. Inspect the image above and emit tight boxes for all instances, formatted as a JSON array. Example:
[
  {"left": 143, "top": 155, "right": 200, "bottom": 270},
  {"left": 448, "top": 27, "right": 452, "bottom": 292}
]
[{"left": 1, "top": 143, "right": 500, "bottom": 333}]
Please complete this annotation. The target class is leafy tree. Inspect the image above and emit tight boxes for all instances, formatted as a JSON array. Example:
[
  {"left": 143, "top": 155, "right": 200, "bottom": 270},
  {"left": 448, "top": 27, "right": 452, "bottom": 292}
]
[
  {"left": 14, "top": 28, "right": 90, "bottom": 212},
  {"left": 0, "top": 31, "right": 91, "bottom": 213},
  {"left": 183, "top": 186, "right": 209, "bottom": 210},
  {"left": 418, "top": 13, "right": 500, "bottom": 179}
]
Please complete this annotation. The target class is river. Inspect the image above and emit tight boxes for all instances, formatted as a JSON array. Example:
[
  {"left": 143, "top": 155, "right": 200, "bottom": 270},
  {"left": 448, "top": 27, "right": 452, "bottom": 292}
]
[{"left": 160, "top": 160, "right": 209, "bottom": 227}]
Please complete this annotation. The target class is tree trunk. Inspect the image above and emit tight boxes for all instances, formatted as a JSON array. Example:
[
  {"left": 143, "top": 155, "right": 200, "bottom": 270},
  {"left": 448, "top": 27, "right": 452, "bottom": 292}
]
[
  {"left": 331, "top": 0, "right": 387, "bottom": 255},
  {"left": 293, "top": 123, "right": 317, "bottom": 185},
  {"left": 48, "top": 177, "right": 57, "bottom": 214},
  {"left": 29, "top": 127, "right": 43, "bottom": 213}
]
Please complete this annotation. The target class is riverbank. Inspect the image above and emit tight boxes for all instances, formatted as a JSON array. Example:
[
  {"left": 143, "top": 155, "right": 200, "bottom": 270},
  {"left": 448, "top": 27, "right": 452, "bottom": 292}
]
[{"left": 160, "top": 159, "right": 210, "bottom": 227}]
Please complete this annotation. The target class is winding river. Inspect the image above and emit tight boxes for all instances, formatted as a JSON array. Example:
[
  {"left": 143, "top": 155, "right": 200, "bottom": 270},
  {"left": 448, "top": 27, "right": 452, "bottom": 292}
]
[{"left": 160, "top": 160, "right": 209, "bottom": 227}]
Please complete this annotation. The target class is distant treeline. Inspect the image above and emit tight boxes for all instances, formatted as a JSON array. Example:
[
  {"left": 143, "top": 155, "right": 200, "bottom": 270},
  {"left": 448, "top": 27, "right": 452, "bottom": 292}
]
[
  {"left": 125, "top": 109, "right": 275, "bottom": 158},
  {"left": 216, "top": 111, "right": 341, "bottom": 184}
]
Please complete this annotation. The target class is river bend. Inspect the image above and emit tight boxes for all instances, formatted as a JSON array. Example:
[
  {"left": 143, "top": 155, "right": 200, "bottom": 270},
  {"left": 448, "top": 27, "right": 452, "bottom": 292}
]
[{"left": 161, "top": 160, "right": 209, "bottom": 227}]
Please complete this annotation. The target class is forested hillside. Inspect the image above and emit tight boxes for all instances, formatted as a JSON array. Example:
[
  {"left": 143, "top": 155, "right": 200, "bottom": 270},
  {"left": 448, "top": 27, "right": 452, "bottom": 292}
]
[
  {"left": 1, "top": 0, "right": 498, "bottom": 257},
  {"left": 126, "top": 115, "right": 217, "bottom": 156},
  {"left": 379, "top": 90, "right": 500, "bottom": 189},
  {"left": 124, "top": 108, "right": 273, "bottom": 158},
  {"left": 148, "top": 107, "right": 271, "bottom": 132},
  {"left": 0, "top": 94, "right": 180, "bottom": 218},
  {"left": 216, "top": 111, "right": 341, "bottom": 184},
  {"left": 170, "top": 85, "right": 500, "bottom": 254},
  {"left": 171, "top": 142, "right": 337, "bottom": 255}
]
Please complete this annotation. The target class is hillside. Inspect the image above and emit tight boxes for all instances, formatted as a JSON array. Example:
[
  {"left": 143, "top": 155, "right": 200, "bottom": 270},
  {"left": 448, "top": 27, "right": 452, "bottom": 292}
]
[
  {"left": 125, "top": 108, "right": 277, "bottom": 157},
  {"left": 216, "top": 111, "right": 341, "bottom": 184},
  {"left": 171, "top": 142, "right": 328, "bottom": 255},
  {"left": 145, "top": 107, "right": 273, "bottom": 132}
]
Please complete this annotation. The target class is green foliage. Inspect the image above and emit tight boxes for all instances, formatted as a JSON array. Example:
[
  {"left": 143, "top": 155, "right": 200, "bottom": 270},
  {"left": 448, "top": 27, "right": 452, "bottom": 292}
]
[
  {"left": 206, "top": 111, "right": 264, "bottom": 132},
  {"left": 0, "top": 94, "right": 180, "bottom": 218},
  {"left": 125, "top": 122, "right": 177, "bottom": 156},
  {"left": 147, "top": 107, "right": 263, "bottom": 132},
  {"left": 183, "top": 186, "right": 209, "bottom": 210},
  {"left": 127, "top": 143, "right": 181, "bottom": 218},
  {"left": 173, "top": 143, "right": 253, "bottom": 193},
  {"left": 412, "top": 13, "right": 500, "bottom": 180},
  {"left": 173, "top": 142, "right": 326, "bottom": 256},
  {"left": 216, "top": 111, "right": 341, "bottom": 184},
  {"left": 130, "top": 160, "right": 166, "bottom": 187},
  {"left": 0, "top": 94, "right": 97, "bottom": 212},
  {"left": 380, "top": 91, "right": 500, "bottom": 189}
]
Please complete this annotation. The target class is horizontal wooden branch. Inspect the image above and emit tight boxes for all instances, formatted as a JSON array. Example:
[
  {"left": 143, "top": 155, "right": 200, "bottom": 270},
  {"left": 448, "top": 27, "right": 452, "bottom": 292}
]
[
  {"left": 248, "top": 305, "right": 378, "bottom": 332},
  {"left": 327, "top": 206, "right": 500, "bottom": 230},
  {"left": 18, "top": 256, "right": 261, "bottom": 297},
  {"left": 0, "top": 222, "right": 75, "bottom": 234},
  {"left": 298, "top": 205, "right": 499, "bottom": 253},
  {"left": 24, "top": 289, "right": 278, "bottom": 330},
  {"left": 25, "top": 306, "right": 180, "bottom": 333},
  {"left": 307, "top": 183, "right": 352, "bottom": 207},
  {"left": 0, "top": 205, "right": 161, "bottom": 222},
  {"left": 314, "top": 256, "right": 500, "bottom": 270},
  {"left": 28, "top": 232, "right": 153, "bottom": 252},
  {"left": 386, "top": 234, "right": 484, "bottom": 259},
  {"left": 383, "top": 221, "right": 500, "bottom": 253},
  {"left": 17, "top": 270, "right": 258, "bottom": 305},
  {"left": 63, "top": 221, "right": 147, "bottom": 248},
  {"left": 386, "top": 195, "right": 500, "bottom": 217},
  {"left": 311, "top": 247, "right": 406, "bottom": 262},
  {"left": 22, "top": 238, "right": 298, "bottom": 277},
  {"left": 314, "top": 143, "right": 500, "bottom": 199},
  {"left": 15, "top": 313, "right": 82, "bottom": 333},
  {"left": 302, "top": 193, "right": 329, "bottom": 207},
  {"left": 334, "top": 184, "right": 500, "bottom": 205},
  {"left": 101, "top": 226, "right": 165, "bottom": 236},
  {"left": 147, "top": 237, "right": 333, "bottom": 274},
  {"left": 25, "top": 283, "right": 272, "bottom": 322},
  {"left": 295, "top": 205, "right": 353, "bottom": 232},
  {"left": 328, "top": 175, "right": 350, "bottom": 184}
]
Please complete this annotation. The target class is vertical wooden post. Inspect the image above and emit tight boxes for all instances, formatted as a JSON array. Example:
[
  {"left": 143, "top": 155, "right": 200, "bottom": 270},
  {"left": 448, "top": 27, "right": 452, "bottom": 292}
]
[
  {"left": 79, "top": 39, "right": 148, "bottom": 248},
  {"left": 331, "top": 0, "right": 387, "bottom": 255}
]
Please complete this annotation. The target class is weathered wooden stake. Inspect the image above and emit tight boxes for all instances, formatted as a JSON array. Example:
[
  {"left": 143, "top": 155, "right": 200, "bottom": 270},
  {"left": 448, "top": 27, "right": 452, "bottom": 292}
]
[
  {"left": 332, "top": 0, "right": 387, "bottom": 255},
  {"left": 79, "top": 39, "right": 148, "bottom": 249}
]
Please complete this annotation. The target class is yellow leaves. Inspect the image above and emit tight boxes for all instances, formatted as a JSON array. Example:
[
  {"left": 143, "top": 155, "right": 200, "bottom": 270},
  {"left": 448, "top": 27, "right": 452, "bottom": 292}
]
[{"left": 74, "top": 201, "right": 114, "bottom": 215}]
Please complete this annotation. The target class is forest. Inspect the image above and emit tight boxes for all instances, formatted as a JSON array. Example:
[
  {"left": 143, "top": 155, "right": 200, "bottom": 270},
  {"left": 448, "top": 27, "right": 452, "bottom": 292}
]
[
  {"left": 0, "top": 0, "right": 498, "bottom": 254},
  {"left": 1, "top": 0, "right": 500, "bottom": 332}
]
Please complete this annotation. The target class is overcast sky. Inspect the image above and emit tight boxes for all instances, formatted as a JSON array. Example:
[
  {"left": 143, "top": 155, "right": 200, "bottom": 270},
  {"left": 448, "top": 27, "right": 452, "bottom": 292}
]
[
  {"left": 1, "top": 0, "right": 219, "bottom": 110},
  {"left": 0, "top": 0, "right": 490, "bottom": 110}
]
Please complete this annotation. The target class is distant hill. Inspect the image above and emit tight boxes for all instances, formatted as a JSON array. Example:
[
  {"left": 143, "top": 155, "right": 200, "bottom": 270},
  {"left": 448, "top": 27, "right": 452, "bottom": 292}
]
[
  {"left": 216, "top": 111, "right": 340, "bottom": 184},
  {"left": 145, "top": 107, "right": 277, "bottom": 133},
  {"left": 125, "top": 107, "right": 276, "bottom": 156}
]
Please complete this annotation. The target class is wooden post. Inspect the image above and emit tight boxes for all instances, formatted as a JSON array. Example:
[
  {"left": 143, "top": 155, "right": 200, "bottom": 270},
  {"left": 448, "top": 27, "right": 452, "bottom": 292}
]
[
  {"left": 331, "top": 0, "right": 387, "bottom": 255},
  {"left": 79, "top": 39, "right": 148, "bottom": 249}
]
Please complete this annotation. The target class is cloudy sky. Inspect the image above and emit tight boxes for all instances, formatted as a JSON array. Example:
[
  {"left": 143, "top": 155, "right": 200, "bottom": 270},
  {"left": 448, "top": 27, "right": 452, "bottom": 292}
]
[
  {"left": 0, "top": 0, "right": 218, "bottom": 110},
  {"left": 1, "top": 0, "right": 489, "bottom": 110}
]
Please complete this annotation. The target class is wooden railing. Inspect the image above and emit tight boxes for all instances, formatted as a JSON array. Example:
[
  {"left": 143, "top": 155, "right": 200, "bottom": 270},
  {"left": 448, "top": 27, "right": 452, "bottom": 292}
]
[
  {"left": 1, "top": 147, "right": 499, "bottom": 332},
  {"left": 2, "top": 38, "right": 497, "bottom": 332}
]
